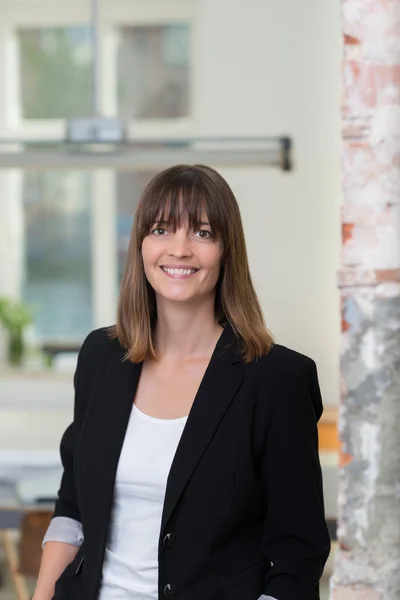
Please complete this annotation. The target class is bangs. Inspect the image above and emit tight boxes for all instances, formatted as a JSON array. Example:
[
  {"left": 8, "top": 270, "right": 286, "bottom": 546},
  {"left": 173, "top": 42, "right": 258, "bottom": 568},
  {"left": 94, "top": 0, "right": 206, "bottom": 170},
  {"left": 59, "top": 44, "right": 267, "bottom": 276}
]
[{"left": 137, "top": 168, "right": 227, "bottom": 245}]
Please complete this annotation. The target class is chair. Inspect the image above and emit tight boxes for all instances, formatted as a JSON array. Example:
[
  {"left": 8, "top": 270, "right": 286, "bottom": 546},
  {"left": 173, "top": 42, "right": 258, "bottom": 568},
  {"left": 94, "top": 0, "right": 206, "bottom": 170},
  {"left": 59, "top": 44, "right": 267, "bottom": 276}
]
[{"left": 1, "top": 509, "right": 52, "bottom": 600}]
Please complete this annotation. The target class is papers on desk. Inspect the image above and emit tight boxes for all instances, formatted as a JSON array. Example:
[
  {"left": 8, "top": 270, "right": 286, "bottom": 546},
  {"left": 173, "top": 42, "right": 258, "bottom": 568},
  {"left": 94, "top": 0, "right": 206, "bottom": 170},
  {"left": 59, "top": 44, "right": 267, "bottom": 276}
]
[
  {"left": 16, "top": 477, "right": 60, "bottom": 505},
  {"left": 0, "top": 449, "right": 61, "bottom": 479},
  {"left": 0, "top": 481, "right": 19, "bottom": 507}
]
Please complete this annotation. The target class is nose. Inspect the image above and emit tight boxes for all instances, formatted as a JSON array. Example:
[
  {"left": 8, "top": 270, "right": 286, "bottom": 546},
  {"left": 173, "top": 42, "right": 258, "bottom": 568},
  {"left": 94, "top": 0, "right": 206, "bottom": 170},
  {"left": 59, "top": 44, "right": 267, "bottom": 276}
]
[{"left": 168, "top": 229, "right": 192, "bottom": 258}]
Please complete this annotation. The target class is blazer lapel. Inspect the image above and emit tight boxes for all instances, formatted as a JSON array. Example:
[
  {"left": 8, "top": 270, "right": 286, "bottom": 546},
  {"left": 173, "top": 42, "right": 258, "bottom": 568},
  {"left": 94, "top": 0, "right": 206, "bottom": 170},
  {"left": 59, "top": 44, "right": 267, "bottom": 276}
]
[
  {"left": 160, "top": 323, "right": 244, "bottom": 534},
  {"left": 98, "top": 344, "right": 142, "bottom": 490}
]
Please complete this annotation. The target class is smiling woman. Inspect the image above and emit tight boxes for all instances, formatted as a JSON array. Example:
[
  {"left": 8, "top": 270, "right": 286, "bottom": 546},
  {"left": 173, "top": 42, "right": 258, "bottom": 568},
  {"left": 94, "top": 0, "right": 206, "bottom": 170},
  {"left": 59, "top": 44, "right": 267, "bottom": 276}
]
[
  {"left": 111, "top": 164, "right": 274, "bottom": 363},
  {"left": 36, "top": 164, "right": 330, "bottom": 600}
]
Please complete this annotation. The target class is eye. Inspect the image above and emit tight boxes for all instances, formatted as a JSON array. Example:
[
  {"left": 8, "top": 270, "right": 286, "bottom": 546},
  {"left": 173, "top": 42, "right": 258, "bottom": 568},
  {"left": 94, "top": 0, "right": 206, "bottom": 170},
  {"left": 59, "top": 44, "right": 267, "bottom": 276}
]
[
  {"left": 151, "top": 227, "right": 167, "bottom": 236},
  {"left": 195, "top": 229, "right": 213, "bottom": 239}
]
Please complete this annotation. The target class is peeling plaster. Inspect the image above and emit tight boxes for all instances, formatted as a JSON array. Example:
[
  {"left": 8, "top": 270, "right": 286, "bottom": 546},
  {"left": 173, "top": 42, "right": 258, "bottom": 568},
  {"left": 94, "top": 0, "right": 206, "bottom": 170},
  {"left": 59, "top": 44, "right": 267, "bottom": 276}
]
[
  {"left": 336, "top": 1, "right": 400, "bottom": 596},
  {"left": 337, "top": 291, "right": 400, "bottom": 595}
]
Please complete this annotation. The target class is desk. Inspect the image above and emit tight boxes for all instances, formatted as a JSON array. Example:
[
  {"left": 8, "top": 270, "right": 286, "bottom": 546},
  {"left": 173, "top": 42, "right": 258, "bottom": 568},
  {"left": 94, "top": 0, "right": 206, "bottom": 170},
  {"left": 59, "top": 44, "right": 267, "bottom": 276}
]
[
  {"left": 0, "top": 482, "right": 55, "bottom": 529},
  {"left": 0, "top": 451, "right": 61, "bottom": 529}
]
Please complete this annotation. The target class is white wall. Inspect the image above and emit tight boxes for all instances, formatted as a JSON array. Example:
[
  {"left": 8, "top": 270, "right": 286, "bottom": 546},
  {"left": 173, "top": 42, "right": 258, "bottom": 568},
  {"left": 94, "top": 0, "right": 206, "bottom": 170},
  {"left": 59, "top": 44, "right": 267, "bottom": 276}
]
[
  {"left": 0, "top": 375, "right": 74, "bottom": 449},
  {"left": 195, "top": 0, "right": 342, "bottom": 406}
]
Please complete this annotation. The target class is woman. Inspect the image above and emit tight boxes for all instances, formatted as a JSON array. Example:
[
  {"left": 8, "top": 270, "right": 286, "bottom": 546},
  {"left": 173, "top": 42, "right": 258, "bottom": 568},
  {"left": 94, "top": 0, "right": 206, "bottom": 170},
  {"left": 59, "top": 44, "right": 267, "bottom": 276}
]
[{"left": 33, "top": 165, "right": 330, "bottom": 600}]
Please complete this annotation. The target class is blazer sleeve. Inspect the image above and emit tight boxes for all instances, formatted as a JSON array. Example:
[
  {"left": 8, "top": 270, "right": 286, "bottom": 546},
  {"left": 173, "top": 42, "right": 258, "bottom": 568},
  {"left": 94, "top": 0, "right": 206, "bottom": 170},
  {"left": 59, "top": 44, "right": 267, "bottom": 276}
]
[
  {"left": 42, "top": 516, "right": 84, "bottom": 548},
  {"left": 52, "top": 332, "right": 94, "bottom": 522},
  {"left": 260, "top": 357, "right": 331, "bottom": 600}
]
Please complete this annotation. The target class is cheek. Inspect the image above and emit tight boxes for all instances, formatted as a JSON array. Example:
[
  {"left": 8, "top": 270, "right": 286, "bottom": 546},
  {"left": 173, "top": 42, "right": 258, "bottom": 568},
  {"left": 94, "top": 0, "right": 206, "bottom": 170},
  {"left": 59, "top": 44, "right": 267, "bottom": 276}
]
[
  {"left": 141, "top": 239, "right": 158, "bottom": 269},
  {"left": 202, "top": 248, "right": 222, "bottom": 278},
  {"left": 211, "top": 244, "right": 223, "bottom": 270}
]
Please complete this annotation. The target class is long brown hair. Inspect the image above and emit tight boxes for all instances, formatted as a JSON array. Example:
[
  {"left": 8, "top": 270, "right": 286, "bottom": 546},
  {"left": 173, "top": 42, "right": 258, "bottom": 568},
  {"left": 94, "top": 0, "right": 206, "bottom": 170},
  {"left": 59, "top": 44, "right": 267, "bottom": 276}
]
[{"left": 109, "top": 164, "right": 273, "bottom": 363}]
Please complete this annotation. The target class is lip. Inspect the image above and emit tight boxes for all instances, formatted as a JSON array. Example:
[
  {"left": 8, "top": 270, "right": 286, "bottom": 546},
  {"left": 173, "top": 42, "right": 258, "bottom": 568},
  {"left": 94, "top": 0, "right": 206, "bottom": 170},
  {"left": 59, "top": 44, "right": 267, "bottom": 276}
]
[{"left": 160, "top": 264, "right": 199, "bottom": 270}]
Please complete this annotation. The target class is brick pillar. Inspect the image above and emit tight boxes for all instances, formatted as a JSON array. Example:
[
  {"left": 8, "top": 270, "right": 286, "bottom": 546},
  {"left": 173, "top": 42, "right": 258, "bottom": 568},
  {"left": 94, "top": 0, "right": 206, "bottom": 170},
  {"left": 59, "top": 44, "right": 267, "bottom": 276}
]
[{"left": 331, "top": 1, "right": 400, "bottom": 599}]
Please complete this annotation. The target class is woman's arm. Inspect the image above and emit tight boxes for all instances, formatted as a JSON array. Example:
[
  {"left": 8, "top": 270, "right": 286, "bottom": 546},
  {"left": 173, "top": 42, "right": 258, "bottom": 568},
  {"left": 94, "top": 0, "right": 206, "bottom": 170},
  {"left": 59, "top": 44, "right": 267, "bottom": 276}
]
[
  {"left": 51, "top": 336, "right": 88, "bottom": 522},
  {"left": 32, "top": 330, "right": 100, "bottom": 599},
  {"left": 260, "top": 356, "right": 331, "bottom": 600},
  {"left": 32, "top": 541, "right": 79, "bottom": 600},
  {"left": 34, "top": 517, "right": 83, "bottom": 599}
]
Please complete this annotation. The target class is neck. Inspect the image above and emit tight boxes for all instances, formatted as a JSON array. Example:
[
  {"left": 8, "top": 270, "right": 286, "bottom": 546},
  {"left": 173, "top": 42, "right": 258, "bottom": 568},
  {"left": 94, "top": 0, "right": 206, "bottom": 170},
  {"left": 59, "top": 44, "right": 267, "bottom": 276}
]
[{"left": 153, "top": 297, "right": 223, "bottom": 360}]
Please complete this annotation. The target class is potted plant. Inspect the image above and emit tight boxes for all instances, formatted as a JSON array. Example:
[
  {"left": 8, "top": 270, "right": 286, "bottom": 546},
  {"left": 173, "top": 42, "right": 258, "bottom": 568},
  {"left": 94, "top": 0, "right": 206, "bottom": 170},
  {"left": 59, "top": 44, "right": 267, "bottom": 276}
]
[{"left": 0, "top": 297, "right": 33, "bottom": 367}]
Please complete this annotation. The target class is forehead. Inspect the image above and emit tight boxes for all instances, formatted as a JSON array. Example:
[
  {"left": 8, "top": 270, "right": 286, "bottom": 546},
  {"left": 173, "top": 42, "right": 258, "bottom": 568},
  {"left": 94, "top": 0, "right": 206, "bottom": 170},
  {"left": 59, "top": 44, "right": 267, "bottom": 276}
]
[{"left": 152, "top": 192, "right": 209, "bottom": 226}]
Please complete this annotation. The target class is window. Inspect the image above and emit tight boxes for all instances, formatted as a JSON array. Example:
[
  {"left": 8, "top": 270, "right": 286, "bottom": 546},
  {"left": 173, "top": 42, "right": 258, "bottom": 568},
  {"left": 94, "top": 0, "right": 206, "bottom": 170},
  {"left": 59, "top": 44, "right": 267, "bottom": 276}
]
[
  {"left": 118, "top": 25, "right": 190, "bottom": 119},
  {"left": 23, "top": 171, "right": 93, "bottom": 342},
  {"left": 17, "top": 26, "right": 92, "bottom": 120},
  {"left": 116, "top": 172, "right": 157, "bottom": 281}
]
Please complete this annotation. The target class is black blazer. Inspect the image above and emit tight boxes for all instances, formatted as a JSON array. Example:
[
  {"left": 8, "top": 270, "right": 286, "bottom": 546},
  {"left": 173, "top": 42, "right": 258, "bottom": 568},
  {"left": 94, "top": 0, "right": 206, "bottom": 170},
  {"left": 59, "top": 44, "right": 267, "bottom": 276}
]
[{"left": 52, "top": 323, "right": 330, "bottom": 600}]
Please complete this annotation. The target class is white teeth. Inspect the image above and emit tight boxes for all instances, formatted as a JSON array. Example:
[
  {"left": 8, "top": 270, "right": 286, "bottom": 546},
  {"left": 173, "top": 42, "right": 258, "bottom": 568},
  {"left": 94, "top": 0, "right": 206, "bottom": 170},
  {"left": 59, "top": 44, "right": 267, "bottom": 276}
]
[{"left": 162, "top": 267, "right": 197, "bottom": 275}]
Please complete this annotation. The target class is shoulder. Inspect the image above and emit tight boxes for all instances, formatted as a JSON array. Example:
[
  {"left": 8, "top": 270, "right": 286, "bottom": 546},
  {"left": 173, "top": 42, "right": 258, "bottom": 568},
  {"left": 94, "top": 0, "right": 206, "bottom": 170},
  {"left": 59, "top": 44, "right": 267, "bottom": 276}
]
[
  {"left": 78, "top": 326, "right": 121, "bottom": 369},
  {"left": 74, "top": 327, "right": 122, "bottom": 400},
  {"left": 254, "top": 343, "right": 317, "bottom": 380},
  {"left": 249, "top": 343, "right": 322, "bottom": 420},
  {"left": 80, "top": 326, "right": 113, "bottom": 351}
]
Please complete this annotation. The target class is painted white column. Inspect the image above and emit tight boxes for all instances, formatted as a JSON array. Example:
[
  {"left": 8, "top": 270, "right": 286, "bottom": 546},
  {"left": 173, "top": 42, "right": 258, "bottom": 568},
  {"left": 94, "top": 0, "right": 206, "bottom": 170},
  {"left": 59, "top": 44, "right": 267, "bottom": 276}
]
[
  {"left": 0, "top": 173, "right": 24, "bottom": 299},
  {"left": 0, "top": 172, "right": 24, "bottom": 362}
]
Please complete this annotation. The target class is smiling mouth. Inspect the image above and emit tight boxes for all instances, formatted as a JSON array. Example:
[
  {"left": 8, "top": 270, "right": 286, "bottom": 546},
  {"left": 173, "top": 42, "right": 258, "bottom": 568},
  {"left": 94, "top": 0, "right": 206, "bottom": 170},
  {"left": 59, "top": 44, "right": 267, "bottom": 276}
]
[{"left": 160, "top": 266, "right": 199, "bottom": 278}]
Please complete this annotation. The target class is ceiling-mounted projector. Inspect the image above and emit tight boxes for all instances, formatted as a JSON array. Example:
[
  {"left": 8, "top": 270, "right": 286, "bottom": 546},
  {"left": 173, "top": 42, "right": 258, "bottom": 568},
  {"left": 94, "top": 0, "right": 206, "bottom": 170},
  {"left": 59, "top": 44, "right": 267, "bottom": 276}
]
[{"left": 66, "top": 117, "right": 126, "bottom": 144}]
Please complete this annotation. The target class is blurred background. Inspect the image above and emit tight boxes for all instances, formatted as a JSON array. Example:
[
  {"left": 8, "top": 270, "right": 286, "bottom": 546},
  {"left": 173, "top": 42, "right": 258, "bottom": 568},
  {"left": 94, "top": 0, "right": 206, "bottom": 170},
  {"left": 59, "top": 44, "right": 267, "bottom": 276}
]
[{"left": 0, "top": 0, "right": 342, "bottom": 598}]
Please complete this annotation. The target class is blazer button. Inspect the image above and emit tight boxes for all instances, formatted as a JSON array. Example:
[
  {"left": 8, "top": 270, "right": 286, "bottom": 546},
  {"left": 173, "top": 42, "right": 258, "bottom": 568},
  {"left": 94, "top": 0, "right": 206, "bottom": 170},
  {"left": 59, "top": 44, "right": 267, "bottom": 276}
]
[
  {"left": 163, "top": 583, "right": 177, "bottom": 598},
  {"left": 162, "top": 533, "right": 176, "bottom": 548}
]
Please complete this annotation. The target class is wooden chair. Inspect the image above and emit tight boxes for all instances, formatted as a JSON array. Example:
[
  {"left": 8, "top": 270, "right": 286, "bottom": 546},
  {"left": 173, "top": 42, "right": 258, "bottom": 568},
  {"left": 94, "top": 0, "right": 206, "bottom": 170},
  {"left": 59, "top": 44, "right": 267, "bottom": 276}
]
[{"left": 1, "top": 509, "right": 52, "bottom": 600}]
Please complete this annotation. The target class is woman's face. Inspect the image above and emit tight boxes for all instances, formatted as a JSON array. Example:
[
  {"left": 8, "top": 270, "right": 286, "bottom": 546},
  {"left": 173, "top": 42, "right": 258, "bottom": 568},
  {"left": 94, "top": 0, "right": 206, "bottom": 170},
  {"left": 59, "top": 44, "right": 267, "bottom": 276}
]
[{"left": 141, "top": 211, "right": 223, "bottom": 305}]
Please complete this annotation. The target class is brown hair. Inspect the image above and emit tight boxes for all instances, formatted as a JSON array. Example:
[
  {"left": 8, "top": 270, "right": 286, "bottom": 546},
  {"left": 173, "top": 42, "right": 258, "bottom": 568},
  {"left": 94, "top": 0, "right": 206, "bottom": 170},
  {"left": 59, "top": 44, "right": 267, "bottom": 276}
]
[{"left": 109, "top": 164, "right": 273, "bottom": 363}]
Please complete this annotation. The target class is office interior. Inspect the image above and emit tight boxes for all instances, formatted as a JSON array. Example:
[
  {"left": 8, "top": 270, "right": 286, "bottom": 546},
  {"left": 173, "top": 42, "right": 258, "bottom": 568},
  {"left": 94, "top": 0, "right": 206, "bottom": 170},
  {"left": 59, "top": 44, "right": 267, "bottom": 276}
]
[{"left": 0, "top": 1, "right": 342, "bottom": 598}]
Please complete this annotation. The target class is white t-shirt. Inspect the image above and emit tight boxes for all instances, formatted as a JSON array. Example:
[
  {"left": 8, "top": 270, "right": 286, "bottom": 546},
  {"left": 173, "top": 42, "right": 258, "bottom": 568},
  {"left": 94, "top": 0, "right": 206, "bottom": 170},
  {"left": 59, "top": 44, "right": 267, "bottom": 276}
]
[{"left": 98, "top": 403, "right": 188, "bottom": 600}]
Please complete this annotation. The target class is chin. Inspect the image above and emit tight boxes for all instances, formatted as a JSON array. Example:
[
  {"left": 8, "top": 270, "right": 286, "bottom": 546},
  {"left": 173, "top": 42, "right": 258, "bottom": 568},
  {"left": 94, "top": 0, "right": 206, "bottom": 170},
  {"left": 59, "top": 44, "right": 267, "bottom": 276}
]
[
  {"left": 161, "top": 292, "right": 196, "bottom": 303},
  {"left": 153, "top": 285, "right": 198, "bottom": 303}
]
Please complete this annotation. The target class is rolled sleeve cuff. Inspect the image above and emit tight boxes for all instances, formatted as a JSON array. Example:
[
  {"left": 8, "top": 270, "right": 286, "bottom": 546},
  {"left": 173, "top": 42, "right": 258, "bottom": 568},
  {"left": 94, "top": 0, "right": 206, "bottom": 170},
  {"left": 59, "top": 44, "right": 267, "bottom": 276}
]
[{"left": 42, "top": 516, "right": 84, "bottom": 548}]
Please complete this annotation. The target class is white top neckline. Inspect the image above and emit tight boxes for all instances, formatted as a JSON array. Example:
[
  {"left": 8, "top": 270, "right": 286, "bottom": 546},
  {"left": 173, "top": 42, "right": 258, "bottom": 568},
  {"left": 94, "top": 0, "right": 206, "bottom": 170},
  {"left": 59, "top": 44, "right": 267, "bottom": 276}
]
[{"left": 132, "top": 402, "right": 189, "bottom": 424}]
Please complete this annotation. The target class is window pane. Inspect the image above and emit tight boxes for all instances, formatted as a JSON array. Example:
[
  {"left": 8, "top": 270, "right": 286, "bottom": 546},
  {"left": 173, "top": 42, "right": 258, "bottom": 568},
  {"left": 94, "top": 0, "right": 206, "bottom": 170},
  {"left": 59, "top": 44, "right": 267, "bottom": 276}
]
[
  {"left": 23, "top": 172, "right": 93, "bottom": 343},
  {"left": 118, "top": 25, "right": 190, "bottom": 119},
  {"left": 117, "top": 172, "right": 156, "bottom": 280},
  {"left": 18, "top": 27, "right": 92, "bottom": 119}
]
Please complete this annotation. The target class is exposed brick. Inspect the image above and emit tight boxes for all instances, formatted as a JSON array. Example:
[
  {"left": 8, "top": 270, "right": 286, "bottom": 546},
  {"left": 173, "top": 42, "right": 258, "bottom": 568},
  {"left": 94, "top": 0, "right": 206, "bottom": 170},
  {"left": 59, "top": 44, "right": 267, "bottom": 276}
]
[
  {"left": 342, "top": 223, "right": 355, "bottom": 244},
  {"left": 339, "top": 450, "right": 353, "bottom": 467},
  {"left": 344, "top": 34, "right": 360, "bottom": 45},
  {"left": 343, "top": 63, "right": 400, "bottom": 116},
  {"left": 338, "top": 268, "right": 400, "bottom": 287}
]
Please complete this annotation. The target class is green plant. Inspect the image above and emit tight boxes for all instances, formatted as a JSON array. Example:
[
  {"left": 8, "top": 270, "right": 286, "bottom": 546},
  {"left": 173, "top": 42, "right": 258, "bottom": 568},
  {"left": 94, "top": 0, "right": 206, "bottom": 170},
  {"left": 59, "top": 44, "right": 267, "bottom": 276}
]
[{"left": 0, "top": 297, "right": 33, "bottom": 366}]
